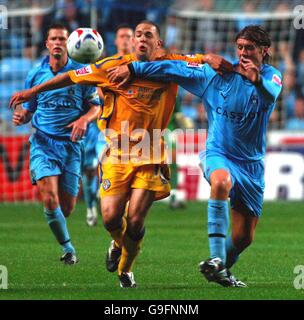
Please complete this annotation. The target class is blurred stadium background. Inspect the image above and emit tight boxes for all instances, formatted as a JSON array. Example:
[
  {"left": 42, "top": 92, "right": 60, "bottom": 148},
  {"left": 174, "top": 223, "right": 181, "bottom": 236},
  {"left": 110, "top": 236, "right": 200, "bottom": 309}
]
[{"left": 0, "top": 0, "right": 304, "bottom": 203}]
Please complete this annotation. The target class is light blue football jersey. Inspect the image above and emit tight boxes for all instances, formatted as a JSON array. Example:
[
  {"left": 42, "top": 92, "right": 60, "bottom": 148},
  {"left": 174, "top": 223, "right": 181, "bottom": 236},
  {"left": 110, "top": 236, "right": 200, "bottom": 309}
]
[
  {"left": 131, "top": 60, "right": 282, "bottom": 161},
  {"left": 23, "top": 56, "right": 100, "bottom": 138}
]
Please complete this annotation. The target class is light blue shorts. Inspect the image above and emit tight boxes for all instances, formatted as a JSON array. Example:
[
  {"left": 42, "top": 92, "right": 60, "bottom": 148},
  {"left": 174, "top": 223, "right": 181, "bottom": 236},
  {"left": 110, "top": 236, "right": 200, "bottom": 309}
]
[
  {"left": 29, "top": 130, "right": 83, "bottom": 197},
  {"left": 199, "top": 151, "right": 265, "bottom": 217}
]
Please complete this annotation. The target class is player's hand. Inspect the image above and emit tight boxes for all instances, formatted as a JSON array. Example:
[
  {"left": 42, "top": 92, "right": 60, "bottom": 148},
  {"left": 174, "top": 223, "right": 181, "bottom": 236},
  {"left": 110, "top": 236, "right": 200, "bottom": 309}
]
[
  {"left": 204, "top": 53, "right": 233, "bottom": 75},
  {"left": 107, "top": 65, "right": 131, "bottom": 88},
  {"left": 67, "top": 117, "right": 88, "bottom": 142},
  {"left": 239, "top": 57, "right": 260, "bottom": 84},
  {"left": 12, "top": 110, "right": 27, "bottom": 126},
  {"left": 9, "top": 89, "right": 36, "bottom": 109}
]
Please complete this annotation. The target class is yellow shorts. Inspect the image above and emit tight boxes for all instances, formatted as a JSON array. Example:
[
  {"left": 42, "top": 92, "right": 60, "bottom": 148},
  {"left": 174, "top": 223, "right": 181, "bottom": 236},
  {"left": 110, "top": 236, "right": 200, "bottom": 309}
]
[{"left": 98, "top": 163, "right": 171, "bottom": 201}]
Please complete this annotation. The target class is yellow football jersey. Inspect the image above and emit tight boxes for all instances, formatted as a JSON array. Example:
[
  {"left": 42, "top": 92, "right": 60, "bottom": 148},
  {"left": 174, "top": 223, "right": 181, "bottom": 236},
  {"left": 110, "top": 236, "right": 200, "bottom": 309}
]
[{"left": 68, "top": 53, "right": 205, "bottom": 164}]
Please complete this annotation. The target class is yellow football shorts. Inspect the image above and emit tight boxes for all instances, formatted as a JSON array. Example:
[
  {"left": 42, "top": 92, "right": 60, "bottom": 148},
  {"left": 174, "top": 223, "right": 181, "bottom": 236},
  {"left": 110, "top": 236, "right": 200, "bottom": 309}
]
[{"left": 98, "top": 162, "right": 171, "bottom": 201}]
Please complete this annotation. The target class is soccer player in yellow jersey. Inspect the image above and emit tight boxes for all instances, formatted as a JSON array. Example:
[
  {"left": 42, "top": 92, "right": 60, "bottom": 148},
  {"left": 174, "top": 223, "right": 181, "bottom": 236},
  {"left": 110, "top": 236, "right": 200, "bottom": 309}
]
[
  {"left": 10, "top": 20, "right": 232, "bottom": 288},
  {"left": 85, "top": 24, "right": 135, "bottom": 227}
]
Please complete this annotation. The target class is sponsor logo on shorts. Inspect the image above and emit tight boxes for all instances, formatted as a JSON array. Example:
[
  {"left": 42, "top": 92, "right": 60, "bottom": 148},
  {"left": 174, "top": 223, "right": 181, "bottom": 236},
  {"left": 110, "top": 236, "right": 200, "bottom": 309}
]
[
  {"left": 75, "top": 66, "right": 92, "bottom": 76},
  {"left": 102, "top": 179, "right": 111, "bottom": 190}
]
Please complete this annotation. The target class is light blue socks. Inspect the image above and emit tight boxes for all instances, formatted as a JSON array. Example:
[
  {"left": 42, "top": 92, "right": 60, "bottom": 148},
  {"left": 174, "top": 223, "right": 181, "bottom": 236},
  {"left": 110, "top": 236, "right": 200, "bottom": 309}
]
[
  {"left": 44, "top": 206, "right": 75, "bottom": 254},
  {"left": 207, "top": 199, "right": 229, "bottom": 264}
]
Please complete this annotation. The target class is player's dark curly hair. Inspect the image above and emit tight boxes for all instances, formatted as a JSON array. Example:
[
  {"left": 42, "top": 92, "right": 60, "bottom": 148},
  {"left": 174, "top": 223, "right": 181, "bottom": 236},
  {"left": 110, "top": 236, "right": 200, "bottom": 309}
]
[{"left": 235, "top": 25, "right": 271, "bottom": 63}]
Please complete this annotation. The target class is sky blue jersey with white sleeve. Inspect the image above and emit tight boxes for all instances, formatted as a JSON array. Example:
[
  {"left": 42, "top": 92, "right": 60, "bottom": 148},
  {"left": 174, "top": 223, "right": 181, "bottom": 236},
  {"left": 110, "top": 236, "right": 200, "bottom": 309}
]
[
  {"left": 130, "top": 60, "right": 282, "bottom": 161},
  {"left": 23, "top": 56, "right": 101, "bottom": 138}
]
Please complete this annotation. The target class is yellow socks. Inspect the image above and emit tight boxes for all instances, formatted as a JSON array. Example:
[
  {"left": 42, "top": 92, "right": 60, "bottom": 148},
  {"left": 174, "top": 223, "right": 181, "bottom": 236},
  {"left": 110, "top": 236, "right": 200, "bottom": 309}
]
[{"left": 118, "top": 230, "right": 144, "bottom": 276}]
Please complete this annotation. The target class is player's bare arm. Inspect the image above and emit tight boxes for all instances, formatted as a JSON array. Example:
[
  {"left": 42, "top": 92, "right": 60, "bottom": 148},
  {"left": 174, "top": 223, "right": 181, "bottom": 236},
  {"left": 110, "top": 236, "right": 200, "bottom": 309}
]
[
  {"left": 67, "top": 104, "right": 100, "bottom": 142},
  {"left": 9, "top": 73, "right": 74, "bottom": 109}
]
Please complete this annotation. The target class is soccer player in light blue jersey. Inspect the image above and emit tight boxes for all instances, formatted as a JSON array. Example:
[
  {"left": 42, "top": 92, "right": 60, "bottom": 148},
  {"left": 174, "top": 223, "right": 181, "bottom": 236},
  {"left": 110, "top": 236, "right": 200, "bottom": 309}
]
[
  {"left": 107, "top": 25, "right": 283, "bottom": 287},
  {"left": 12, "top": 24, "right": 101, "bottom": 264}
]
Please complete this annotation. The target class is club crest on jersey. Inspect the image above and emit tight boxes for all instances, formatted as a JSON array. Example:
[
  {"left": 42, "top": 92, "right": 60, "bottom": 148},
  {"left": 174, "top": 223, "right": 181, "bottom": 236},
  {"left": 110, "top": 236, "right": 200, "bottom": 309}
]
[
  {"left": 75, "top": 66, "right": 92, "bottom": 76},
  {"left": 272, "top": 74, "right": 282, "bottom": 87},
  {"left": 251, "top": 95, "right": 258, "bottom": 105},
  {"left": 186, "top": 62, "right": 202, "bottom": 68},
  {"left": 102, "top": 179, "right": 111, "bottom": 191}
]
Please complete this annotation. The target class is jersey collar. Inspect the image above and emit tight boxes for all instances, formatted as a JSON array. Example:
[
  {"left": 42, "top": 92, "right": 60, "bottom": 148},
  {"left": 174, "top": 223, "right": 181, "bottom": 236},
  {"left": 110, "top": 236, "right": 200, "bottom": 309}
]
[{"left": 42, "top": 55, "right": 72, "bottom": 74}]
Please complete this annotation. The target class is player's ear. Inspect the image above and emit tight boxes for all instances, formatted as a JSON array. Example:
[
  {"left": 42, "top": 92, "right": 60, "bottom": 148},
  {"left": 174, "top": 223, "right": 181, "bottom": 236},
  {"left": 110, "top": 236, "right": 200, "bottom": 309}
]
[{"left": 157, "top": 39, "right": 163, "bottom": 49}]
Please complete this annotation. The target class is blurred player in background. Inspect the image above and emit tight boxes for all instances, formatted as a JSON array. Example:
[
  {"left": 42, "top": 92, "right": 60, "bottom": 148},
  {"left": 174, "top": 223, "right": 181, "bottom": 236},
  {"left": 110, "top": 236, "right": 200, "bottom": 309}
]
[
  {"left": 12, "top": 23, "right": 101, "bottom": 264},
  {"left": 111, "top": 25, "right": 282, "bottom": 287},
  {"left": 10, "top": 21, "right": 231, "bottom": 288},
  {"left": 84, "top": 24, "right": 134, "bottom": 227}
]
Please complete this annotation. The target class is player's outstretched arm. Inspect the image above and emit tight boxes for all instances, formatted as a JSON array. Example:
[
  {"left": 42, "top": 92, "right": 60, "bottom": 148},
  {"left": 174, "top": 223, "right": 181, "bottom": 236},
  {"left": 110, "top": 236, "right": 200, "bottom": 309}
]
[
  {"left": 129, "top": 60, "right": 210, "bottom": 98},
  {"left": 9, "top": 73, "right": 74, "bottom": 109}
]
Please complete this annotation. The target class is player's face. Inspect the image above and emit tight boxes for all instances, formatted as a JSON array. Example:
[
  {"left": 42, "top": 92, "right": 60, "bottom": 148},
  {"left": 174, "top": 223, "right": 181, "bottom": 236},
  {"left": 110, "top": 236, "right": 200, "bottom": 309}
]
[
  {"left": 236, "top": 38, "right": 265, "bottom": 66},
  {"left": 115, "top": 28, "right": 134, "bottom": 55},
  {"left": 134, "top": 24, "right": 161, "bottom": 61},
  {"left": 46, "top": 29, "right": 69, "bottom": 60}
]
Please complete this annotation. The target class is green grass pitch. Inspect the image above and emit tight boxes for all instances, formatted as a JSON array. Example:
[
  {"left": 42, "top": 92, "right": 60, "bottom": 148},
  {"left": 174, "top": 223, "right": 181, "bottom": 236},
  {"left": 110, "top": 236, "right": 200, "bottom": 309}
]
[{"left": 1, "top": 201, "right": 304, "bottom": 300}]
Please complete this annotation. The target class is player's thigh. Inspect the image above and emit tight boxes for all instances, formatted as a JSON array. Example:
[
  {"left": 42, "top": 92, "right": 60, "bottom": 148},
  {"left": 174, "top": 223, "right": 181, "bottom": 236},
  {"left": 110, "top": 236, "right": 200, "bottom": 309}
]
[
  {"left": 127, "top": 188, "right": 155, "bottom": 229},
  {"left": 231, "top": 207, "right": 259, "bottom": 248},
  {"left": 36, "top": 176, "right": 60, "bottom": 209},
  {"left": 101, "top": 193, "right": 130, "bottom": 230}
]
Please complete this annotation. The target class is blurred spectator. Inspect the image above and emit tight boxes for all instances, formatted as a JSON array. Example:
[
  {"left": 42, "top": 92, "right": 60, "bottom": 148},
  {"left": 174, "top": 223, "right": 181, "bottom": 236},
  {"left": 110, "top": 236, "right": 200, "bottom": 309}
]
[
  {"left": 56, "top": 0, "right": 81, "bottom": 31},
  {"left": 268, "top": 108, "right": 280, "bottom": 129},
  {"left": 277, "top": 41, "right": 295, "bottom": 74},
  {"left": 286, "top": 96, "right": 304, "bottom": 130},
  {"left": 165, "top": 15, "right": 180, "bottom": 48},
  {"left": 282, "top": 69, "right": 298, "bottom": 119},
  {"left": 193, "top": 0, "right": 218, "bottom": 52},
  {"left": 180, "top": 92, "right": 198, "bottom": 121},
  {"left": 236, "top": 0, "right": 263, "bottom": 32},
  {"left": 297, "top": 49, "right": 304, "bottom": 88},
  {"left": 195, "top": 102, "right": 208, "bottom": 129}
]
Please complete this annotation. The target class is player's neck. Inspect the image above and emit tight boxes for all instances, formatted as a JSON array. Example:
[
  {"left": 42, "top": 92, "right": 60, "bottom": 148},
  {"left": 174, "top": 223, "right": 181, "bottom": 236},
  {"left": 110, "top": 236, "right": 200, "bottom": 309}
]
[
  {"left": 118, "top": 49, "right": 132, "bottom": 56},
  {"left": 49, "top": 55, "right": 68, "bottom": 73}
]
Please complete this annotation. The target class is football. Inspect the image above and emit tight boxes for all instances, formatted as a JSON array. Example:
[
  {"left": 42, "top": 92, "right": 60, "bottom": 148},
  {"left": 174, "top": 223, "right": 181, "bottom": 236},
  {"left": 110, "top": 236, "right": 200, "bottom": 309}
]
[{"left": 67, "top": 28, "right": 104, "bottom": 64}]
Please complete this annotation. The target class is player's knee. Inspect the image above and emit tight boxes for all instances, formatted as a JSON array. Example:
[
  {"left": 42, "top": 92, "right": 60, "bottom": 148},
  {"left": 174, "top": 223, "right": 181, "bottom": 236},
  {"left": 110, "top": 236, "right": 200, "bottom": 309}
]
[
  {"left": 102, "top": 207, "right": 121, "bottom": 231},
  {"left": 42, "top": 190, "right": 59, "bottom": 210},
  {"left": 211, "top": 178, "right": 232, "bottom": 196},
  {"left": 127, "top": 215, "right": 144, "bottom": 235}
]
